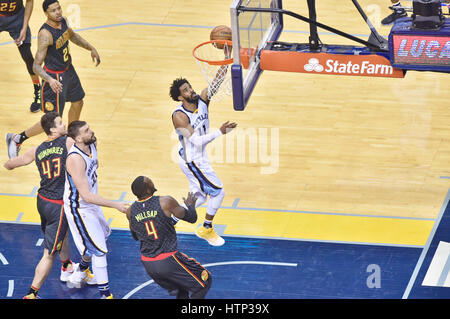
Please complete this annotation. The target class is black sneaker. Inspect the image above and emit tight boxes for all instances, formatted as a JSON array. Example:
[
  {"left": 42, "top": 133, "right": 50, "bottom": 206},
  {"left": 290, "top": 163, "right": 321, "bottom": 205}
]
[
  {"left": 381, "top": 9, "right": 407, "bottom": 25},
  {"left": 30, "top": 86, "right": 41, "bottom": 113}
]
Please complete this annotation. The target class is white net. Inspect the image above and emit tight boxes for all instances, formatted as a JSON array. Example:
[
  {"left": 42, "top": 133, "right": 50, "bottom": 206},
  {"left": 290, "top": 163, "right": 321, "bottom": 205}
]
[{"left": 193, "top": 41, "right": 233, "bottom": 101}]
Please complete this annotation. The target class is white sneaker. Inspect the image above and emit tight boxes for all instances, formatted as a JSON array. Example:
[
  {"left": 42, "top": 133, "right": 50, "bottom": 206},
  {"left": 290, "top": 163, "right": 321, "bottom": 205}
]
[
  {"left": 66, "top": 263, "right": 97, "bottom": 288},
  {"left": 60, "top": 262, "right": 77, "bottom": 282},
  {"left": 5, "top": 133, "right": 21, "bottom": 159}
]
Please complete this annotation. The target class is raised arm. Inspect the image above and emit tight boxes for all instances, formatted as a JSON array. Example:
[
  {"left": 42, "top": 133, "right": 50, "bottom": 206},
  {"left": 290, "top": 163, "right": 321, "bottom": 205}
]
[
  {"left": 200, "top": 46, "right": 231, "bottom": 102},
  {"left": 160, "top": 193, "right": 198, "bottom": 223}
]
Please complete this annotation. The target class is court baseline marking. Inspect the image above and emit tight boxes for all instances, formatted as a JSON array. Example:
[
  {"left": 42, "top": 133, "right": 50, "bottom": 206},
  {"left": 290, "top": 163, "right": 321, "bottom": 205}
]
[{"left": 401, "top": 188, "right": 450, "bottom": 299}]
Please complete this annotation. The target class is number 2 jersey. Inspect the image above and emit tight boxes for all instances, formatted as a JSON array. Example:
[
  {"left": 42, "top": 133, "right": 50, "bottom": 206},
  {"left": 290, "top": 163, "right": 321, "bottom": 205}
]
[
  {"left": 35, "top": 135, "right": 68, "bottom": 200},
  {"left": 129, "top": 196, "right": 177, "bottom": 258},
  {"left": 39, "top": 17, "right": 71, "bottom": 71},
  {"left": 63, "top": 143, "right": 98, "bottom": 210}
]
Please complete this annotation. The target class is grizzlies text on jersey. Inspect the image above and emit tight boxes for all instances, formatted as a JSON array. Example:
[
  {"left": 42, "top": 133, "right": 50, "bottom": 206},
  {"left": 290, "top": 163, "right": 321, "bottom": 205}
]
[
  {"left": 64, "top": 143, "right": 99, "bottom": 210},
  {"left": 173, "top": 97, "right": 210, "bottom": 163}
]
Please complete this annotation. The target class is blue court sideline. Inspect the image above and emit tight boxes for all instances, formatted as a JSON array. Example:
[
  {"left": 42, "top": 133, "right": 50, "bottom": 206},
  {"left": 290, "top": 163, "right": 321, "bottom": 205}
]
[
  {"left": 2, "top": 193, "right": 450, "bottom": 299},
  {"left": 0, "top": 222, "right": 430, "bottom": 299}
]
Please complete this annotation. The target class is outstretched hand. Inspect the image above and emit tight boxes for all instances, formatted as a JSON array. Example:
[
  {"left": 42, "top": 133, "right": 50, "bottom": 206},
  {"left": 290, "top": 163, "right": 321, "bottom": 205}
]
[
  {"left": 183, "top": 192, "right": 197, "bottom": 207},
  {"left": 220, "top": 121, "right": 237, "bottom": 134}
]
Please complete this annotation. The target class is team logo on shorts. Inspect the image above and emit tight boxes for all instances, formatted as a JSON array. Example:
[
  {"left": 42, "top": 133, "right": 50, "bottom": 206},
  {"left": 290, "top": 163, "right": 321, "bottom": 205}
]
[
  {"left": 56, "top": 241, "right": 62, "bottom": 251},
  {"left": 201, "top": 270, "right": 209, "bottom": 281},
  {"left": 45, "top": 101, "right": 54, "bottom": 111}
]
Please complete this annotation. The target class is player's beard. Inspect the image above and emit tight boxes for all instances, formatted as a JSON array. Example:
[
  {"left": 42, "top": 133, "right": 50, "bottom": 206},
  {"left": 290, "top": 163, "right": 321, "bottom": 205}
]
[
  {"left": 85, "top": 135, "right": 97, "bottom": 145},
  {"left": 185, "top": 92, "right": 199, "bottom": 104}
]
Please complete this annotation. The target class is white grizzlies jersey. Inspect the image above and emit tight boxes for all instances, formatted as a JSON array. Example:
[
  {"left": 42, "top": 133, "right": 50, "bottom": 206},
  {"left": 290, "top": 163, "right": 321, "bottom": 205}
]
[
  {"left": 173, "top": 98, "right": 210, "bottom": 163},
  {"left": 64, "top": 143, "right": 99, "bottom": 210}
]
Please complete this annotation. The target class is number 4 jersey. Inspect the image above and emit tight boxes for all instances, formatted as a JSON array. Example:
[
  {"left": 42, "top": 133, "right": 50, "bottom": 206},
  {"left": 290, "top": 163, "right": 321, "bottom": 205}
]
[
  {"left": 35, "top": 135, "right": 68, "bottom": 200},
  {"left": 129, "top": 196, "right": 178, "bottom": 259}
]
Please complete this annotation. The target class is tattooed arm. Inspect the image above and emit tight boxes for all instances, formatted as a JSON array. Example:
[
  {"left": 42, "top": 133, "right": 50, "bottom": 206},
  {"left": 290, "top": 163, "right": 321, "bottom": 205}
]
[
  {"left": 67, "top": 26, "right": 101, "bottom": 66},
  {"left": 33, "top": 29, "right": 62, "bottom": 93}
]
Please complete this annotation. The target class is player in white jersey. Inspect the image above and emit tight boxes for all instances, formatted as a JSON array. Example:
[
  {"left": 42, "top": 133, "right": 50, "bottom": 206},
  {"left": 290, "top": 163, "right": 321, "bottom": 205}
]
[
  {"left": 63, "top": 120, "right": 128, "bottom": 299},
  {"left": 170, "top": 77, "right": 236, "bottom": 246}
]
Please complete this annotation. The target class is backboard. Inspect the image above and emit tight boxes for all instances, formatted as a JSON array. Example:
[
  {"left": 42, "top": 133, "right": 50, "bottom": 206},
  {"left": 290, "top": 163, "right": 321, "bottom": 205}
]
[{"left": 230, "top": 0, "right": 283, "bottom": 111}]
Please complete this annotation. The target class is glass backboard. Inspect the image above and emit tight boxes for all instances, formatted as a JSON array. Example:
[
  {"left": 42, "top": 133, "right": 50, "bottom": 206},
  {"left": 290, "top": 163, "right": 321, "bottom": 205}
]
[{"left": 230, "top": 0, "right": 283, "bottom": 110}]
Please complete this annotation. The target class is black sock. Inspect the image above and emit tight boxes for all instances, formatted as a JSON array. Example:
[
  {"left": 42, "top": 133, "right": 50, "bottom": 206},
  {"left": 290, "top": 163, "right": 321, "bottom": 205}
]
[
  {"left": 79, "top": 258, "right": 91, "bottom": 271},
  {"left": 61, "top": 259, "right": 72, "bottom": 269},
  {"left": 14, "top": 131, "right": 28, "bottom": 144},
  {"left": 203, "top": 220, "right": 212, "bottom": 229},
  {"left": 33, "top": 83, "right": 40, "bottom": 91},
  {"left": 98, "top": 282, "right": 111, "bottom": 298},
  {"left": 28, "top": 286, "right": 39, "bottom": 297}
]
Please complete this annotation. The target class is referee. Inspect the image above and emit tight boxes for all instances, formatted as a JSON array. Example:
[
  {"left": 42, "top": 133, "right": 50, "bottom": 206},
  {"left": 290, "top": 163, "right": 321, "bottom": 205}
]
[{"left": 126, "top": 176, "right": 212, "bottom": 299}]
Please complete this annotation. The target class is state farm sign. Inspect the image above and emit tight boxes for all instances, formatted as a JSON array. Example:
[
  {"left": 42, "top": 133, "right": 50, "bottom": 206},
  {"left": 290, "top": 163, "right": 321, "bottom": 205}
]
[{"left": 260, "top": 51, "right": 405, "bottom": 78}]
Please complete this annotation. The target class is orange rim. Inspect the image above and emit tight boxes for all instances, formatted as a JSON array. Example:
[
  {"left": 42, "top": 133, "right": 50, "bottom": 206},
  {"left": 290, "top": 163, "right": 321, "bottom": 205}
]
[{"left": 192, "top": 40, "right": 233, "bottom": 66}]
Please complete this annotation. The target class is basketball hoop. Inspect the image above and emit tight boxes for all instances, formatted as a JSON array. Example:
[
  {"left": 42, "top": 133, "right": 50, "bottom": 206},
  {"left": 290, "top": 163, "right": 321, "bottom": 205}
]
[{"left": 192, "top": 40, "right": 233, "bottom": 101}]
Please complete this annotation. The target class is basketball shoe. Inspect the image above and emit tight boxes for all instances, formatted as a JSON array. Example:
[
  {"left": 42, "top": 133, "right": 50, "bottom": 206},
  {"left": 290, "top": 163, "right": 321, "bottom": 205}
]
[
  {"left": 381, "top": 7, "right": 407, "bottom": 25},
  {"left": 60, "top": 262, "right": 77, "bottom": 282},
  {"left": 196, "top": 226, "right": 225, "bottom": 246},
  {"left": 5, "top": 133, "right": 21, "bottom": 159},
  {"left": 30, "top": 85, "right": 41, "bottom": 113},
  {"left": 23, "top": 293, "right": 37, "bottom": 299},
  {"left": 66, "top": 263, "right": 97, "bottom": 288}
]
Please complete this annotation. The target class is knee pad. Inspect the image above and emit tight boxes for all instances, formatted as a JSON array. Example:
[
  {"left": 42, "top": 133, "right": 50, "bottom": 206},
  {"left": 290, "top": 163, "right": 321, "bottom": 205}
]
[{"left": 18, "top": 43, "right": 35, "bottom": 75}]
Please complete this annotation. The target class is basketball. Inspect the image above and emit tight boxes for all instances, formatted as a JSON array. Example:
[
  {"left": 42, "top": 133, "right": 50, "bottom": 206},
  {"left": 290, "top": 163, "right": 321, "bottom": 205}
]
[{"left": 210, "top": 25, "right": 232, "bottom": 49}]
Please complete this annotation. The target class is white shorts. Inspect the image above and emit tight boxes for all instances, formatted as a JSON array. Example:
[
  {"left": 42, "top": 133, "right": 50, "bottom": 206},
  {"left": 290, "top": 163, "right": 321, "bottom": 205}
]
[
  {"left": 179, "top": 158, "right": 223, "bottom": 197},
  {"left": 64, "top": 203, "right": 111, "bottom": 257}
]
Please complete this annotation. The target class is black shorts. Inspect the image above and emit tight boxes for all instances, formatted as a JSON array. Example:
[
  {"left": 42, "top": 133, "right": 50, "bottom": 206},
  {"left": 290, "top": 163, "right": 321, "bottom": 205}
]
[
  {"left": 142, "top": 251, "right": 212, "bottom": 299},
  {"left": 41, "top": 64, "right": 85, "bottom": 115},
  {"left": 36, "top": 194, "right": 69, "bottom": 256},
  {"left": 0, "top": 7, "right": 31, "bottom": 43}
]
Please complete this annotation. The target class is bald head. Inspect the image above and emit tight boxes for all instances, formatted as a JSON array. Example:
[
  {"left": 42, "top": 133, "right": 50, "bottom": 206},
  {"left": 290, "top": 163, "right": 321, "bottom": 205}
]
[{"left": 131, "top": 176, "right": 156, "bottom": 199}]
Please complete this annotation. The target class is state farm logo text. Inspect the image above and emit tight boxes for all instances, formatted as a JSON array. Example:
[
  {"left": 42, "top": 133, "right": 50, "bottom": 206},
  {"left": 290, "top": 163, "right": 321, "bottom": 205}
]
[{"left": 304, "top": 57, "right": 394, "bottom": 75}]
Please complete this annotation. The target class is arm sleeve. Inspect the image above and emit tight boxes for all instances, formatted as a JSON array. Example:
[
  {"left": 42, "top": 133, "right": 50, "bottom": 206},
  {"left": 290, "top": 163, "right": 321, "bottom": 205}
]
[
  {"left": 180, "top": 205, "right": 198, "bottom": 224},
  {"left": 187, "top": 129, "right": 222, "bottom": 147}
]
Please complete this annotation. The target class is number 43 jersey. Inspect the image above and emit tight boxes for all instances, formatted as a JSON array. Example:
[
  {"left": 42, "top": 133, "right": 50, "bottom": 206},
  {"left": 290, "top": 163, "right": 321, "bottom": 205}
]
[{"left": 35, "top": 135, "right": 68, "bottom": 200}]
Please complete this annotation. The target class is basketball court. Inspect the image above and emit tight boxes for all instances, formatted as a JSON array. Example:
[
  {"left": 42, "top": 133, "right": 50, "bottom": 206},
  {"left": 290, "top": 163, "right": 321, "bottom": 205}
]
[{"left": 0, "top": 0, "right": 449, "bottom": 300}]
